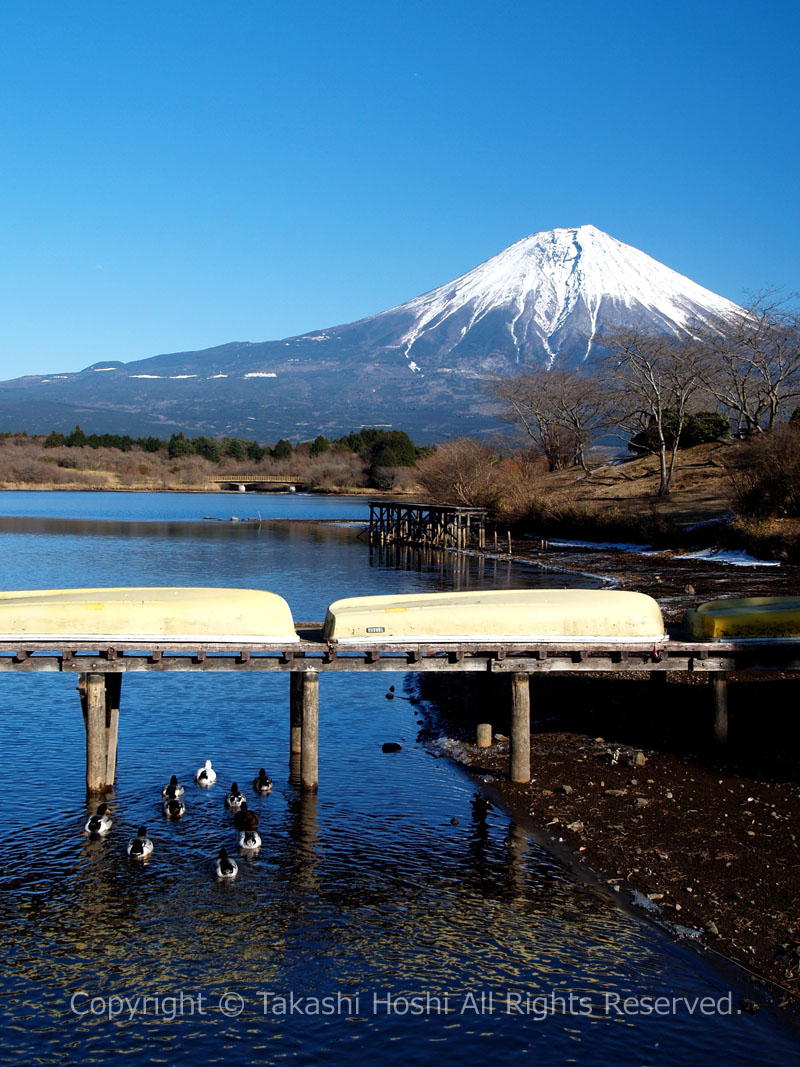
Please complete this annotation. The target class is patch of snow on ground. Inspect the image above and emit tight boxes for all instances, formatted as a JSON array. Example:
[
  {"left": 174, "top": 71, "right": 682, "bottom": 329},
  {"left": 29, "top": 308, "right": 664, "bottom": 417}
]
[
  {"left": 678, "top": 548, "right": 781, "bottom": 568},
  {"left": 244, "top": 372, "right": 277, "bottom": 378},
  {"left": 131, "top": 374, "right": 162, "bottom": 379},
  {"left": 549, "top": 538, "right": 653, "bottom": 553},
  {"left": 547, "top": 539, "right": 780, "bottom": 568},
  {"left": 169, "top": 374, "right": 197, "bottom": 379}
]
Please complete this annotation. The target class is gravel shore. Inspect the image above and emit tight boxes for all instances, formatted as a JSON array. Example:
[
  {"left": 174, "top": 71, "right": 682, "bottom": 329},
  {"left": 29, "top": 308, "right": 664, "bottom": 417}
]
[{"left": 414, "top": 539, "right": 800, "bottom": 1008}]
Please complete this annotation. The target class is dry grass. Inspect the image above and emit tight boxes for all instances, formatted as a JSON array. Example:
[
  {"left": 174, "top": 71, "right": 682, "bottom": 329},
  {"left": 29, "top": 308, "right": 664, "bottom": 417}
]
[
  {"left": 0, "top": 438, "right": 384, "bottom": 492},
  {"left": 532, "top": 442, "right": 735, "bottom": 526}
]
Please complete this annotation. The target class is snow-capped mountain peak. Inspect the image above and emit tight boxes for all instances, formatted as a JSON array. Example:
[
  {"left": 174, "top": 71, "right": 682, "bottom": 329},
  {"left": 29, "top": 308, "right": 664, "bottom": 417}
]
[
  {"left": 355, "top": 224, "right": 739, "bottom": 367},
  {"left": 0, "top": 224, "right": 742, "bottom": 440}
]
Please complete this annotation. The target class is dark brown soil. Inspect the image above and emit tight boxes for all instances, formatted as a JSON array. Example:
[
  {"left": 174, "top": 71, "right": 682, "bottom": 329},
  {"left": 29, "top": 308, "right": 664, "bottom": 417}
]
[{"left": 416, "top": 541, "right": 800, "bottom": 1004}]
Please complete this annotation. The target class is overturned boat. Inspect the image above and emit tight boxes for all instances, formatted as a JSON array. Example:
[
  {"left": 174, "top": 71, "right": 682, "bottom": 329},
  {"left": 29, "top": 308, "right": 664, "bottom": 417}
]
[
  {"left": 683, "top": 596, "right": 800, "bottom": 640},
  {"left": 0, "top": 587, "right": 300, "bottom": 643},
  {"left": 322, "top": 589, "right": 667, "bottom": 644}
]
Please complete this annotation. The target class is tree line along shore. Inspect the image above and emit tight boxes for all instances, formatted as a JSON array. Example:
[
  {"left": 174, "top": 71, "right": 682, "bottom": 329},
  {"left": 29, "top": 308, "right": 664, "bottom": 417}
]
[{"left": 0, "top": 420, "right": 798, "bottom": 561}]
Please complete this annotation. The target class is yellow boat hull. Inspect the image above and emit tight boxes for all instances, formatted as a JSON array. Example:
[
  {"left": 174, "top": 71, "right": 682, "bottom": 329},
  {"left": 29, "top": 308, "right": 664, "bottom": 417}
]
[
  {"left": 322, "top": 589, "right": 666, "bottom": 643},
  {"left": 0, "top": 587, "right": 299, "bottom": 643},
  {"left": 683, "top": 596, "right": 800, "bottom": 640}
]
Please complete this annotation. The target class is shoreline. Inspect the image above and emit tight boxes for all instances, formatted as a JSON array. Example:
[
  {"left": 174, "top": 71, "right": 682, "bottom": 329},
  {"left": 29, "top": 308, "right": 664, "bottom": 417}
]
[{"left": 453, "top": 731, "right": 800, "bottom": 1010}]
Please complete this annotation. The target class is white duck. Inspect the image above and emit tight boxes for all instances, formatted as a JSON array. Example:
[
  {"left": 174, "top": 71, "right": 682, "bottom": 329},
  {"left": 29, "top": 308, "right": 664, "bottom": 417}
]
[{"left": 194, "top": 760, "right": 217, "bottom": 787}]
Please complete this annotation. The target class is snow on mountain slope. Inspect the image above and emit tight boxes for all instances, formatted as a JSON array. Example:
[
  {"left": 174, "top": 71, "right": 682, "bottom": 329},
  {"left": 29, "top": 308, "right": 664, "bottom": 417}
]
[
  {"left": 0, "top": 225, "right": 743, "bottom": 440},
  {"left": 344, "top": 224, "right": 740, "bottom": 369}
]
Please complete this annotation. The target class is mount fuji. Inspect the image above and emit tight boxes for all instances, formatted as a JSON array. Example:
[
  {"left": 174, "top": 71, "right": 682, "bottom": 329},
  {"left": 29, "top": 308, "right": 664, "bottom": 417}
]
[{"left": 0, "top": 225, "right": 740, "bottom": 440}]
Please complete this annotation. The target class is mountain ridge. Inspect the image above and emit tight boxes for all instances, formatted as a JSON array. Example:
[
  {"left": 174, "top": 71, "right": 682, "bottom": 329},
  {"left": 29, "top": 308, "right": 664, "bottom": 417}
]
[{"left": 0, "top": 226, "right": 740, "bottom": 440}]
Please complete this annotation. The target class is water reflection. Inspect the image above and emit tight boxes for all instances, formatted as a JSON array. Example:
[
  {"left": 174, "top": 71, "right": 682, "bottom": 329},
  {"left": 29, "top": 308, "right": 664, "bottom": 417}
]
[{"left": 0, "top": 502, "right": 797, "bottom": 1063}]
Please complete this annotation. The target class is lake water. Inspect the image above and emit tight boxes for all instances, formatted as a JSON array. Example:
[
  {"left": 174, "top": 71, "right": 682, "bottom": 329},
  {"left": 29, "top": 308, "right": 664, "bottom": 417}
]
[{"left": 0, "top": 491, "right": 796, "bottom": 1065}]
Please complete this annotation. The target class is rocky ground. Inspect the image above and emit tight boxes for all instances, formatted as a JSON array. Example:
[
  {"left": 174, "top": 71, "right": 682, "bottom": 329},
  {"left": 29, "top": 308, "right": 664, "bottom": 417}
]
[
  {"left": 462, "top": 731, "right": 800, "bottom": 1004},
  {"left": 414, "top": 541, "right": 800, "bottom": 1009}
]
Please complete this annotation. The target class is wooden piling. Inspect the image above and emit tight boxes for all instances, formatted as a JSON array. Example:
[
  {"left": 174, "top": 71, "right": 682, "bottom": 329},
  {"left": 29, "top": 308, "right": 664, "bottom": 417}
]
[
  {"left": 104, "top": 673, "right": 122, "bottom": 788},
  {"left": 85, "top": 673, "right": 108, "bottom": 794},
  {"left": 290, "top": 671, "right": 303, "bottom": 756},
  {"left": 476, "top": 723, "right": 492, "bottom": 748},
  {"left": 509, "top": 672, "right": 531, "bottom": 783},
  {"left": 711, "top": 672, "right": 729, "bottom": 754},
  {"left": 300, "top": 670, "right": 319, "bottom": 791}
]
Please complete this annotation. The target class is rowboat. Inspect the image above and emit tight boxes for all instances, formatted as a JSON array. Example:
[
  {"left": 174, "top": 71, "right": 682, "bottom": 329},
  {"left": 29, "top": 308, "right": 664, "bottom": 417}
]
[
  {"left": 0, "top": 587, "right": 299, "bottom": 643},
  {"left": 322, "top": 589, "right": 667, "bottom": 644},
  {"left": 683, "top": 596, "right": 800, "bottom": 640}
]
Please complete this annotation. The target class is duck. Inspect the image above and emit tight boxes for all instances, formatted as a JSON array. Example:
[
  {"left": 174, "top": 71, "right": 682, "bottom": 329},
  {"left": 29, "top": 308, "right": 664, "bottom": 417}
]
[
  {"left": 239, "top": 828, "right": 262, "bottom": 850},
  {"left": 253, "top": 769, "right": 273, "bottom": 795},
  {"left": 127, "top": 826, "right": 154, "bottom": 859},
  {"left": 233, "top": 802, "right": 259, "bottom": 832},
  {"left": 162, "top": 797, "right": 186, "bottom": 819},
  {"left": 224, "top": 782, "right": 246, "bottom": 811},
  {"left": 194, "top": 759, "right": 217, "bottom": 786},
  {"left": 215, "top": 847, "right": 238, "bottom": 880},
  {"left": 85, "top": 803, "right": 112, "bottom": 836},
  {"left": 162, "top": 774, "right": 185, "bottom": 799}
]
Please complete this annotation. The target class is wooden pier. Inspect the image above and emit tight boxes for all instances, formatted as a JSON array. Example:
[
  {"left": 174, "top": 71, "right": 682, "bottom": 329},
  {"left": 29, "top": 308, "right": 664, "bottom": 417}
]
[
  {"left": 2, "top": 628, "right": 799, "bottom": 794},
  {"left": 368, "top": 500, "right": 488, "bottom": 550}
]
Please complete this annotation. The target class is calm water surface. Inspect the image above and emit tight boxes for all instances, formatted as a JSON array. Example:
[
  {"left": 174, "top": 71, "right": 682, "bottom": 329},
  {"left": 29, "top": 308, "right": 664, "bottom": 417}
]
[{"left": 0, "top": 492, "right": 796, "bottom": 1065}]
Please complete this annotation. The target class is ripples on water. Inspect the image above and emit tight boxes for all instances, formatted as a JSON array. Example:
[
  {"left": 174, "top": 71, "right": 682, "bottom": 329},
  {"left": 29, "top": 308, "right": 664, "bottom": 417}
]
[{"left": 0, "top": 493, "right": 796, "bottom": 1064}]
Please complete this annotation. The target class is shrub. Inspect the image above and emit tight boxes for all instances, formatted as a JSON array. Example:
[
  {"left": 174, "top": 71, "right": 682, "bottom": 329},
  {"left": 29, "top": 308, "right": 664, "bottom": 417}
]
[
  {"left": 629, "top": 410, "right": 729, "bottom": 454},
  {"left": 727, "top": 426, "right": 800, "bottom": 518}
]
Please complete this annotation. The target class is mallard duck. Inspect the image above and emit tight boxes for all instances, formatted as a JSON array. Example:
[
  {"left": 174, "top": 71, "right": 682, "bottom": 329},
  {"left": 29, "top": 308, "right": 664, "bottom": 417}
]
[
  {"left": 253, "top": 769, "right": 273, "bottom": 795},
  {"left": 194, "top": 760, "right": 217, "bottom": 786},
  {"left": 85, "top": 803, "right": 112, "bottom": 836},
  {"left": 215, "top": 847, "right": 238, "bottom": 880},
  {"left": 239, "top": 829, "right": 261, "bottom": 850},
  {"left": 224, "top": 782, "right": 246, "bottom": 811},
  {"left": 233, "top": 802, "right": 259, "bottom": 832},
  {"left": 162, "top": 774, "right": 185, "bottom": 799},
  {"left": 162, "top": 796, "right": 186, "bottom": 819},
  {"left": 127, "top": 826, "right": 153, "bottom": 859}
]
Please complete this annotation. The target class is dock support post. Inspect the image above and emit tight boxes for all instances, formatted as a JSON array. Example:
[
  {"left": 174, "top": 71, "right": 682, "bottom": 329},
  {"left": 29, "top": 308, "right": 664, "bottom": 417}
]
[
  {"left": 711, "top": 671, "right": 729, "bottom": 754},
  {"left": 300, "top": 670, "right": 319, "bottom": 791},
  {"left": 509, "top": 672, "right": 531, "bottom": 783},
  {"left": 289, "top": 672, "right": 303, "bottom": 758},
  {"left": 85, "top": 673, "right": 108, "bottom": 794},
  {"left": 105, "top": 673, "right": 122, "bottom": 788}
]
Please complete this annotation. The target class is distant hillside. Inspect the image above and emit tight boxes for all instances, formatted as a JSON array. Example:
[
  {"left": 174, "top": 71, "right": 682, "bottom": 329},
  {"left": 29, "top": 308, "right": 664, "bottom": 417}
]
[{"left": 0, "top": 226, "right": 738, "bottom": 439}]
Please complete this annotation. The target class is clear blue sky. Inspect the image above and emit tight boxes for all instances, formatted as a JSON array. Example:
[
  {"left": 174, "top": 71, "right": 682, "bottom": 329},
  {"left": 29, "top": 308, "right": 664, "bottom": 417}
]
[{"left": 1, "top": 0, "right": 798, "bottom": 380}]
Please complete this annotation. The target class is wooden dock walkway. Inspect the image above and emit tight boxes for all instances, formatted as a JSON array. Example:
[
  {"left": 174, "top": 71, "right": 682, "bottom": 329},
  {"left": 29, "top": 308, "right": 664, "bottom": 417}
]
[
  {"left": 2, "top": 628, "right": 798, "bottom": 795},
  {"left": 368, "top": 500, "right": 488, "bottom": 550}
]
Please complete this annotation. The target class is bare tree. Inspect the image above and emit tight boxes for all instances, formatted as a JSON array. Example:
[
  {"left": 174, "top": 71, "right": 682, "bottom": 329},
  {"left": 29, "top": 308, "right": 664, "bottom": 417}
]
[
  {"left": 489, "top": 363, "right": 606, "bottom": 471},
  {"left": 592, "top": 328, "right": 704, "bottom": 496},
  {"left": 414, "top": 438, "right": 501, "bottom": 507},
  {"left": 697, "top": 291, "right": 800, "bottom": 435}
]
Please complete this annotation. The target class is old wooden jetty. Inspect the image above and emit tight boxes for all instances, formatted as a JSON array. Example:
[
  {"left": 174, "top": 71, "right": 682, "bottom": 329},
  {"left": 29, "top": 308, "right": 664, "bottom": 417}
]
[
  {"left": 2, "top": 628, "right": 799, "bottom": 795},
  {"left": 368, "top": 500, "right": 488, "bottom": 550}
]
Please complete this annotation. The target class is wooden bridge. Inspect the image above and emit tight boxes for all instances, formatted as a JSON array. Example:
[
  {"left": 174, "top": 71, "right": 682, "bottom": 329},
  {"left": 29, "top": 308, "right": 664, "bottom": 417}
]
[
  {"left": 2, "top": 628, "right": 798, "bottom": 796},
  {"left": 211, "top": 474, "right": 308, "bottom": 491}
]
